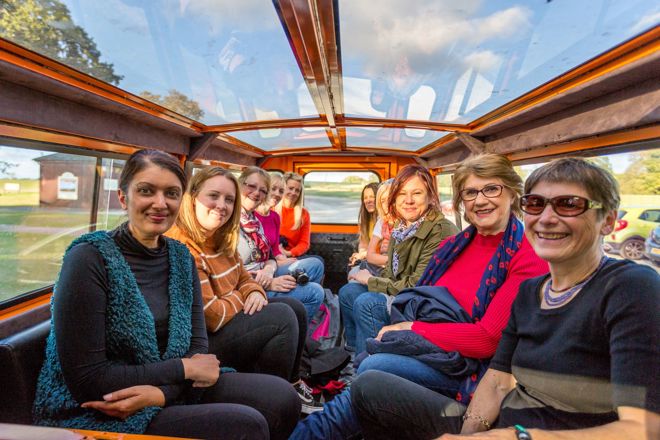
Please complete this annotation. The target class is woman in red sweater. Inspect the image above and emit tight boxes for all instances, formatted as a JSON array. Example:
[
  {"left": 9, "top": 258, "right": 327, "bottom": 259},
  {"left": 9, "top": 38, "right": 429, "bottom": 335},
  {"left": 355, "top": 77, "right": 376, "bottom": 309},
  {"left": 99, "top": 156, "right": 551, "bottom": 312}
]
[{"left": 289, "top": 154, "right": 549, "bottom": 439}]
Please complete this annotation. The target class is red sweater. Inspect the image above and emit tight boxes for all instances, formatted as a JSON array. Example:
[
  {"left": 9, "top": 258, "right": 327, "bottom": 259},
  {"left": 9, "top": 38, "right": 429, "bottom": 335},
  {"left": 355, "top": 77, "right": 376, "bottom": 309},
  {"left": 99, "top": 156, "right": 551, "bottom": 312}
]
[
  {"left": 412, "top": 232, "right": 548, "bottom": 359},
  {"left": 280, "top": 205, "right": 311, "bottom": 257}
]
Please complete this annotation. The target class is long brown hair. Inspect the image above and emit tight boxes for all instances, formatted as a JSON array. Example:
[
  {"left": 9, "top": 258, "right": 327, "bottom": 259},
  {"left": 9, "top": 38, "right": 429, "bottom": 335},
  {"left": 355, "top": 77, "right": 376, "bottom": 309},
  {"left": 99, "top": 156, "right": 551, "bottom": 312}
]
[
  {"left": 176, "top": 166, "right": 241, "bottom": 254},
  {"left": 358, "top": 182, "right": 379, "bottom": 243},
  {"left": 387, "top": 164, "right": 440, "bottom": 221}
]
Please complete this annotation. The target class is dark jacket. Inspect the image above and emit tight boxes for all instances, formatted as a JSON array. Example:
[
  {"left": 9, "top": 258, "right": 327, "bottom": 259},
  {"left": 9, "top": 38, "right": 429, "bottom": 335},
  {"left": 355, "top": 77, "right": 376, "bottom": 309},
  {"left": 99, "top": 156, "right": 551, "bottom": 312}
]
[
  {"left": 365, "top": 286, "right": 478, "bottom": 376},
  {"left": 368, "top": 210, "right": 458, "bottom": 296}
]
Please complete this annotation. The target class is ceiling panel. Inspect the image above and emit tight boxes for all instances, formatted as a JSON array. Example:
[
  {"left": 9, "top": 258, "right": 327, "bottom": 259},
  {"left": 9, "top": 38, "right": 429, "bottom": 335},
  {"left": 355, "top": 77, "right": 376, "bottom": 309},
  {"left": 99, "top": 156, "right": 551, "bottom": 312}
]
[
  {"left": 227, "top": 127, "right": 333, "bottom": 151},
  {"left": 345, "top": 127, "right": 449, "bottom": 151}
]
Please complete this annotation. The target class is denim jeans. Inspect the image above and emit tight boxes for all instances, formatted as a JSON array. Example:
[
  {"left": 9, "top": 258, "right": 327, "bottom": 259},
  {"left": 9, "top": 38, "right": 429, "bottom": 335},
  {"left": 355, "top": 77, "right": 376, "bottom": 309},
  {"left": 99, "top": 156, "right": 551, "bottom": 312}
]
[
  {"left": 275, "top": 256, "right": 324, "bottom": 284},
  {"left": 357, "top": 353, "right": 462, "bottom": 395},
  {"left": 338, "top": 283, "right": 390, "bottom": 353},
  {"left": 289, "top": 347, "right": 464, "bottom": 440},
  {"left": 267, "top": 281, "right": 324, "bottom": 323}
]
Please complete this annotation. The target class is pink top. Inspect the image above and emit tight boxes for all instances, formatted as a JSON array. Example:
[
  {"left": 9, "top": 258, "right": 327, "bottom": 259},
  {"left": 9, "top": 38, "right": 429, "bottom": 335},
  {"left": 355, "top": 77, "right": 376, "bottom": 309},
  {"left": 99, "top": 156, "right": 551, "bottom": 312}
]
[
  {"left": 411, "top": 232, "right": 548, "bottom": 359},
  {"left": 255, "top": 210, "right": 282, "bottom": 258}
]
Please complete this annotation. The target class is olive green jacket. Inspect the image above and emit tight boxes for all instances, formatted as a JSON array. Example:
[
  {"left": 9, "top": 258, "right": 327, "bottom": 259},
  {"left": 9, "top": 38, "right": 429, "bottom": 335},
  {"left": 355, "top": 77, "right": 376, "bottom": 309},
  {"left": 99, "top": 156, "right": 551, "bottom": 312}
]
[{"left": 368, "top": 210, "right": 459, "bottom": 296}]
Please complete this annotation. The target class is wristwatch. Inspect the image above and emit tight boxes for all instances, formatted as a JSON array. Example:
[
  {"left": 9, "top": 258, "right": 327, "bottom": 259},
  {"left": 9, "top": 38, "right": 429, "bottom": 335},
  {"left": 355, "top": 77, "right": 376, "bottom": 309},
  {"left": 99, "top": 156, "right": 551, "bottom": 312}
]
[{"left": 514, "top": 425, "right": 532, "bottom": 440}]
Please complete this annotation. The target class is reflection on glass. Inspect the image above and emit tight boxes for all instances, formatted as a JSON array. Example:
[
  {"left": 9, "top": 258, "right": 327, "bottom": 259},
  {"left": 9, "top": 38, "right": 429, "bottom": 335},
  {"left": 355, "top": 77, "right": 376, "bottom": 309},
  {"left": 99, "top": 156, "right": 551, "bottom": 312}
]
[
  {"left": 0, "top": 0, "right": 318, "bottom": 124},
  {"left": 0, "top": 145, "right": 97, "bottom": 301},
  {"left": 304, "top": 171, "right": 380, "bottom": 224},
  {"left": 346, "top": 127, "right": 448, "bottom": 151},
  {"left": 229, "top": 128, "right": 332, "bottom": 151},
  {"left": 97, "top": 158, "right": 126, "bottom": 231},
  {"left": 340, "top": 0, "right": 660, "bottom": 123}
]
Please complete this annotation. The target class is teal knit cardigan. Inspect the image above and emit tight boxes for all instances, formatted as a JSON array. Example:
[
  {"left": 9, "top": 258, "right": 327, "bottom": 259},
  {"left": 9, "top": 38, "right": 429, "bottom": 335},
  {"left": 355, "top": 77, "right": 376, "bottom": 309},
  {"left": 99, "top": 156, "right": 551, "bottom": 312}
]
[{"left": 33, "top": 231, "right": 193, "bottom": 433}]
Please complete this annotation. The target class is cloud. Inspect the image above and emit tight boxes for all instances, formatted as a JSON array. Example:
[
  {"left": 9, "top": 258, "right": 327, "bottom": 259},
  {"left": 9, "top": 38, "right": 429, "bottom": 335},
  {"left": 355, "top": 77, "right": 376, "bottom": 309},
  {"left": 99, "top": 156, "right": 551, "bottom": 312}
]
[
  {"left": 341, "top": 0, "right": 532, "bottom": 77},
  {"left": 631, "top": 10, "right": 660, "bottom": 34},
  {"left": 180, "top": 0, "right": 279, "bottom": 34}
]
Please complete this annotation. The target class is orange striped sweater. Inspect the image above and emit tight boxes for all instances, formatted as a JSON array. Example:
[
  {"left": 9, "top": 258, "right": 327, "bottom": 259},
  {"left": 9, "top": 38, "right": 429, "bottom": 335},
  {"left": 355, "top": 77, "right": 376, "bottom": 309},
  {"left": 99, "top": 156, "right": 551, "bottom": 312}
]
[{"left": 167, "top": 225, "right": 266, "bottom": 332}]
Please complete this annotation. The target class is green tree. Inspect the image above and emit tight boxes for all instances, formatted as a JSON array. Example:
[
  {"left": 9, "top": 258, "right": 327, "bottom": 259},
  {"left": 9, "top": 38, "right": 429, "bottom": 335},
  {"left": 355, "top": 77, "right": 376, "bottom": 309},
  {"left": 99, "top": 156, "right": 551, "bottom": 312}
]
[
  {"left": 618, "top": 151, "right": 660, "bottom": 195},
  {"left": 587, "top": 156, "right": 613, "bottom": 174},
  {"left": 0, "top": 0, "right": 122, "bottom": 84},
  {"left": 140, "top": 90, "right": 205, "bottom": 121},
  {"left": 342, "top": 175, "right": 366, "bottom": 185}
]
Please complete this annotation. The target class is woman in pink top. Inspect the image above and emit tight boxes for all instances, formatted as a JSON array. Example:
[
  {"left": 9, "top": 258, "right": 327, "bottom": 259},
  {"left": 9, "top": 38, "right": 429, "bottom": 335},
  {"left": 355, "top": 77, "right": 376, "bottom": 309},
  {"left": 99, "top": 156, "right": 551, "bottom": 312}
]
[{"left": 255, "top": 171, "right": 323, "bottom": 285}]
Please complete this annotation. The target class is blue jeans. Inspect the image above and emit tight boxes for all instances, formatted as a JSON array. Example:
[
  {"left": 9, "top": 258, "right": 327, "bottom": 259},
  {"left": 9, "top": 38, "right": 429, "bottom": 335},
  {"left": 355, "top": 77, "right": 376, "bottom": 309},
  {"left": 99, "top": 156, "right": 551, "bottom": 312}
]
[
  {"left": 338, "top": 283, "right": 390, "bottom": 353},
  {"left": 289, "top": 347, "right": 463, "bottom": 440},
  {"left": 275, "top": 257, "right": 324, "bottom": 284},
  {"left": 267, "top": 282, "right": 323, "bottom": 323}
]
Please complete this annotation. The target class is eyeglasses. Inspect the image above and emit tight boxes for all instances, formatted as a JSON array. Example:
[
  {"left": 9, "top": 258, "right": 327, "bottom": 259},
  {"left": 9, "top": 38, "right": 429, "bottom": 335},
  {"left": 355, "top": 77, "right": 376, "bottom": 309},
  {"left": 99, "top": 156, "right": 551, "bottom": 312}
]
[
  {"left": 520, "top": 194, "right": 603, "bottom": 217},
  {"left": 242, "top": 182, "right": 269, "bottom": 198},
  {"left": 459, "top": 184, "right": 503, "bottom": 201}
]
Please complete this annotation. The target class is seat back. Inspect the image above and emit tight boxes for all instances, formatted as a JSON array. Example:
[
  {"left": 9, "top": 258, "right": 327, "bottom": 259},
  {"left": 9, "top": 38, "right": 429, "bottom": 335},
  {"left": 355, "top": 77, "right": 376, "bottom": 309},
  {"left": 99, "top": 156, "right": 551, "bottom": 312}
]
[{"left": 0, "top": 321, "right": 50, "bottom": 424}]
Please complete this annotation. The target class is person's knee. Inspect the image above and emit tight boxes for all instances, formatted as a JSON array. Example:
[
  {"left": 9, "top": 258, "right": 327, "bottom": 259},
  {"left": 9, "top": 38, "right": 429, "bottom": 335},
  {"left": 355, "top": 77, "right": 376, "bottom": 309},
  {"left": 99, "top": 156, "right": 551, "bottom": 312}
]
[
  {"left": 353, "top": 294, "right": 382, "bottom": 316},
  {"left": 355, "top": 353, "right": 391, "bottom": 375},
  {"left": 351, "top": 370, "right": 385, "bottom": 411},
  {"left": 235, "top": 406, "right": 270, "bottom": 440},
  {"left": 272, "top": 296, "right": 307, "bottom": 323},
  {"left": 267, "top": 376, "right": 302, "bottom": 419},
  {"left": 308, "top": 283, "right": 325, "bottom": 305}
]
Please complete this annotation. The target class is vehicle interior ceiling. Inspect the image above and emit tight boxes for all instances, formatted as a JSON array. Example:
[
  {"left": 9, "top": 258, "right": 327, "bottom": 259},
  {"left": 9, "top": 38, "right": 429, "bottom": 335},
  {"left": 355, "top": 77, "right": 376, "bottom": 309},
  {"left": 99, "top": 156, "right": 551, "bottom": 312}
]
[{"left": 0, "top": 1, "right": 658, "bottom": 325}]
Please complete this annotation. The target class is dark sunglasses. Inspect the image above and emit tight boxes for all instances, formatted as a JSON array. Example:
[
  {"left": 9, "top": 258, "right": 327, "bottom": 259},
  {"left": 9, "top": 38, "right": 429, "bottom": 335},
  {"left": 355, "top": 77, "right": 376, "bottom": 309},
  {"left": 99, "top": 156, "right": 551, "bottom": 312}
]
[{"left": 520, "top": 194, "right": 603, "bottom": 217}]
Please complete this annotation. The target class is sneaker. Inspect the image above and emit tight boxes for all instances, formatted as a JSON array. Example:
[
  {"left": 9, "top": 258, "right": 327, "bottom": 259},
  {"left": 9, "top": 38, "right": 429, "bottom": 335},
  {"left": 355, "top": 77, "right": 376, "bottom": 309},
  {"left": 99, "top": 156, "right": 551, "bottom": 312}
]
[{"left": 294, "top": 381, "right": 324, "bottom": 414}]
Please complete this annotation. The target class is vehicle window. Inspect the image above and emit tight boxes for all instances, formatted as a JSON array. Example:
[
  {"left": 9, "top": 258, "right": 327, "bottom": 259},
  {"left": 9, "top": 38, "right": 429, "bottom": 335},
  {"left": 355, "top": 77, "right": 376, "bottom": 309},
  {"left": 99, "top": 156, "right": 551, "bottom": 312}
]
[
  {"left": 303, "top": 171, "right": 379, "bottom": 224},
  {"left": 641, "top": 210, "right": 660, "bottom": 223},
  {"left": 617, "top": 210, "right": 627, "bottom": 220},
  {"left": 0, "top": 143, "right": 130, "bottom": 304},
  {"left": 436, "top": 173, "right": 459, "bottom": 227}
]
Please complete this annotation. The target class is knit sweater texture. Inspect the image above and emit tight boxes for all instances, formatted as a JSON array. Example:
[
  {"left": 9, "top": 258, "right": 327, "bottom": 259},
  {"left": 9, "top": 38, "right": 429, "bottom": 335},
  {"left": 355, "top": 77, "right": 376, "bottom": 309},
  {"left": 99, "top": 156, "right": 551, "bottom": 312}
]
[
  {"left": 167, "top": 225, "right": 266, "bottom": 332},
  {"left": 33, "top": 231, "right": 193, "bottom": 433}
]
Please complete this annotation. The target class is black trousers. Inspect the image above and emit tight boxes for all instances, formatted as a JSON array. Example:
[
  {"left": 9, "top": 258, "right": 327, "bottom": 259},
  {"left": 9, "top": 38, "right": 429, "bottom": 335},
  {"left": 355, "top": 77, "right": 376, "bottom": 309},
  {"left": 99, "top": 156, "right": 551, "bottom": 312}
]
[
  {"left": 351, "top": 370, "right": 466, "bottom": 440},
  {"left": 207, "top": 296, "right": 307, "bottom": 382},
  {"left": 145, "top": 372, "right": 300, "bottom": 440}
]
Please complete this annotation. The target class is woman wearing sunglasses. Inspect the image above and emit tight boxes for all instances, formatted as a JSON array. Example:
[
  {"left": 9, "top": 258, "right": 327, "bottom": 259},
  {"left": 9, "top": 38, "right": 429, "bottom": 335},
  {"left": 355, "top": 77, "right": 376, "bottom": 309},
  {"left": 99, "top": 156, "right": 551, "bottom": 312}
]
[
  {"left": 351, "top": 158, "right": 659, "bottom": 440},
  {"left": 290, "top": 155, "right": 547, "bottom": 440},
  {"left": 238, "top": 167, "right": 324, "bottom": 322}
]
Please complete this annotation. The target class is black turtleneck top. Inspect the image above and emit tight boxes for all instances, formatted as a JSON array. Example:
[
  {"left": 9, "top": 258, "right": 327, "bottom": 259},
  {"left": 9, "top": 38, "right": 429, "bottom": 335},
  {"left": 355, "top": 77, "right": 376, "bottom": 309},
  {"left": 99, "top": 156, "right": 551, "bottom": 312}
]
[{"left": 53, "top": 223, "right": 207, "bottom": 405}]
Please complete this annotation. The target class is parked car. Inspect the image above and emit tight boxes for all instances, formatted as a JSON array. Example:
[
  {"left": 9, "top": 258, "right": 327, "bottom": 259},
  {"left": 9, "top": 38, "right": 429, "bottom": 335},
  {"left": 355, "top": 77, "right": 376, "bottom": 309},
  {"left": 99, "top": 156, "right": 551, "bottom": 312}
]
[
  {"left": 644, "top": 224, "right": 660, "bottom": 265},
  {"left": 605, "top": 207, "right": 660, "bottom": 260}
]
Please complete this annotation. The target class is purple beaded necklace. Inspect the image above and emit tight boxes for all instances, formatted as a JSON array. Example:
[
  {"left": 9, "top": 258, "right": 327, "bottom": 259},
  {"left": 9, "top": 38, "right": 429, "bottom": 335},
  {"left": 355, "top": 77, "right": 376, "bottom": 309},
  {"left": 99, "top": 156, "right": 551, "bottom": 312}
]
[{"left": 543, "top": 256, "right": 607, "bottom": 307}]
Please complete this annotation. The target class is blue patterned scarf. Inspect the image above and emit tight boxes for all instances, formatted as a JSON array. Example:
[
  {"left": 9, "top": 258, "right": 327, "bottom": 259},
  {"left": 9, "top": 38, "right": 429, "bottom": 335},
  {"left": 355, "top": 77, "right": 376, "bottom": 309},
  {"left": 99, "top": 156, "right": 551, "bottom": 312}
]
[
  {"left": 417, "top": 215, "right": 524, "bottom": 404},
  {"left": 390, "top": 213, "right": 427, "bottom": 275}
]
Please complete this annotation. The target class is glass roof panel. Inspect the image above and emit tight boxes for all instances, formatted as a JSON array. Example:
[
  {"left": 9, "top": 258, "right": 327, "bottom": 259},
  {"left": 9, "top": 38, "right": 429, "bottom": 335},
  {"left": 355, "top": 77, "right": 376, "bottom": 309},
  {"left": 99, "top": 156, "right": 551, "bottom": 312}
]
[
  {"left": 228, "top": 128, "right": 333, "bottom": 151},
  {"left": 340, "top": 0, "right": 660, "bottom": 124},
  {"left": 0, "top": 0, "right": 318, "bottom": 125},
  {"left": 346, "top": 128, "right": 448, "bottom": 151}
]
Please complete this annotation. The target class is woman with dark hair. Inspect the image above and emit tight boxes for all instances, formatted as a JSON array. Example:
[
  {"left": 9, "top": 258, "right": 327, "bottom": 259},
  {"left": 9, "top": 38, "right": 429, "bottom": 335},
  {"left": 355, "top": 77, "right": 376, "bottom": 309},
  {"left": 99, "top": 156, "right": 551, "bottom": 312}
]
[
  {"left": 352, "top": 158, "right": 659, "bottom": 440},
  {"left": 33, "top": 150, "right": 300, "bottom": 440},
  {"left": 348, "top": 182, "right": 380, "bottom": 267},
  {"left": 339, "top": 164, "right": 458, "bottom": 354}
]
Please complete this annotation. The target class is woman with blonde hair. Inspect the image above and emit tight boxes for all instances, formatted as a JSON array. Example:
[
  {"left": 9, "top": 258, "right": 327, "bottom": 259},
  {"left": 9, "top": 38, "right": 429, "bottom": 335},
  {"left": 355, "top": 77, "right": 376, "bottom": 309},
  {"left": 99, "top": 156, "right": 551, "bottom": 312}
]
[
  {"left": 256, "top": 171, "right": 323, "bottom": 285},
  {"left": 238, "top": 167, "right": 324, "bottom": 323},
  {"left": 275, "top": 172, "right": 316, "bottom": 258},
  {"left": 167, "top": 166, "right": 304, "bottom": 381},
  {"left": 365, "top": 179, "right": 394, "bottom": 272}
]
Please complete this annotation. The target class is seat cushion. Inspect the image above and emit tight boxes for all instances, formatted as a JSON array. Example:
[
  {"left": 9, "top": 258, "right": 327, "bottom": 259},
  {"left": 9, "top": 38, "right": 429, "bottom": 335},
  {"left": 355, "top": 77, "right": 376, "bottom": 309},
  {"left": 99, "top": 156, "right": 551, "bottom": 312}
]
[{"left": 0, "top": 321, "right": 50, "bottom": 424}]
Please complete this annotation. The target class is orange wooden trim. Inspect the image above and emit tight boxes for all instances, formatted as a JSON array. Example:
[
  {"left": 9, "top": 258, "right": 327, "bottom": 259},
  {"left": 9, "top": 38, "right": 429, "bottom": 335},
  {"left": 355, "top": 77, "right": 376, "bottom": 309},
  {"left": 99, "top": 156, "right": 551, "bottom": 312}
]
[
  {"left": 204, "top": 117, "right": 327, "bottom": 133},
  {"left": 469, "top": 27, "right": 660, "bottom": 131},
  {"left": 311, "top": 224, "right": 358, "bottom": 234},
  {"left": 216, "top": 134, "right": 266, "bottom": 155},
  {"left": 506, "top": 125, "right": 660, "bottom": 161},
  {"left": 0, "top": 122, "right": 139, "bottom": 155},
  {"left": 71, "top": 428, "right": 194, "bottom": 440},
  {"left": 0, "top": 293, "right": 51, "bottom": 321},
  {"left": 0, "top": 38, "right": 202, "bottom": 131}
]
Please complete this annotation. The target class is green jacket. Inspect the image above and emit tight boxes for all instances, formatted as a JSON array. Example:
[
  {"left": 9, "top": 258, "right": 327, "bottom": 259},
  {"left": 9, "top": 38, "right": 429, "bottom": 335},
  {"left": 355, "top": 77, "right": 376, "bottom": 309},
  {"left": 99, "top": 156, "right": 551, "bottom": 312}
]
[{"left": 368, "top": 210, "right": 458, "bottom": 296}]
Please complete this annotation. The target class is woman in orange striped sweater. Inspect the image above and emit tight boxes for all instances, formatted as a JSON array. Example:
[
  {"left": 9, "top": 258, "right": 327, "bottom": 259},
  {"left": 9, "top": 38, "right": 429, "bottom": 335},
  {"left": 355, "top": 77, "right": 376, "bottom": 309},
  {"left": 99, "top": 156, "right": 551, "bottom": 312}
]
[{"left": 167, "top": 167, "right": 307, "bottom": 389}]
